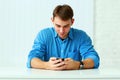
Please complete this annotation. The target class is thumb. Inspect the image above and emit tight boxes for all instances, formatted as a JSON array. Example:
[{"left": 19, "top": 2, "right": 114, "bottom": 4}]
[
  {"left": 50, "top": 57, "right": 57, "bottom": 61},
  {"left": 65, "top": 58, "right": 72, "bottom": 61}
]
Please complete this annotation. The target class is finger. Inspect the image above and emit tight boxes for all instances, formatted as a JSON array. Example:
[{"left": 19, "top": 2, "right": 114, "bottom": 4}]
[
  {"left": 54, "top": 64, "right": 66, "bottom": 70},
  {"left": 64, "top": 58, "right": 73, "bottom": 65},
  {"left": 54, "top": 59, "right": 61, "bottom": 64},
  {"left": 54, "top": 62, "right": 65, "bottom": 67},
  {"left": 50, "top": 57, "right": 57, "bottom": 61},
  {"left": 65, "top": 58, "right": 72, "bottom": 61}
]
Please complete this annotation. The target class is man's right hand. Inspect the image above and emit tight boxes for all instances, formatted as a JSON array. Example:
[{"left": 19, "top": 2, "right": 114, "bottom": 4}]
[
  {"left": 45, "top": 57, "right": 65, "bottom": 70},
  {"left": 31, "top": 57, "right": 65, "bottom": 70}
]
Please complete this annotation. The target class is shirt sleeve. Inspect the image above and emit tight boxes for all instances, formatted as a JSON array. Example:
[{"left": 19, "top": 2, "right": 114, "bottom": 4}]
[
  {"left": 80, "top": 32, "right": 100, "bottom": 68},
  {"left": 27, "top": 30, "right": 46, "bottom": 68}
]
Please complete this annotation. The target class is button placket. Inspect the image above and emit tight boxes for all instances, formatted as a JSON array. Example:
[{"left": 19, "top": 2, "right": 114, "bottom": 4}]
[{"left": 60, "top": 42, "right": 65, "bottom": 58}]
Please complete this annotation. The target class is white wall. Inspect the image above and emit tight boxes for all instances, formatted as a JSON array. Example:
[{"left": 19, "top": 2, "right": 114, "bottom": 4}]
[
  {"left": 0, "top": 0, "right": 94, "bottom": 67},
  {"left": 95, "top": 0, "right": 120, "bottom": 68}
]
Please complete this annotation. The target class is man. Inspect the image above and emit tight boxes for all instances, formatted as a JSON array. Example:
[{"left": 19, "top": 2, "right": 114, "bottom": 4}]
[{"left": 27, "top": 4, "right": 100, "bottom": 70}]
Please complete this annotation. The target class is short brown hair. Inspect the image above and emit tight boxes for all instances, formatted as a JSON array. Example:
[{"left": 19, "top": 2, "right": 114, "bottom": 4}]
[{"left": 53, "top": 4, "right": 74, "bottom": 21}]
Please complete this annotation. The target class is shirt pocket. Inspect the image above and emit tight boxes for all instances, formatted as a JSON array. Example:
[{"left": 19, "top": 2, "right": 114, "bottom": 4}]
[{"left": 67, "top": 50, "right": 82, "bottom": 61}]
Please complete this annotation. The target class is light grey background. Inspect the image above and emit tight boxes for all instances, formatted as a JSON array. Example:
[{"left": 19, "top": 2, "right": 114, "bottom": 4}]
[
  {"left": 95, "top": 0, "right": 120, "bottom": 68},
  {"left": 0, "top": 0, "right": 94, "bottom": 67}
]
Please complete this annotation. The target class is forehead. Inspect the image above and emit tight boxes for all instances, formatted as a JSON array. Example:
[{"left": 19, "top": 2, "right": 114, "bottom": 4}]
[{"left": 53, "top": 16, "right": 72, "bottom": 26}]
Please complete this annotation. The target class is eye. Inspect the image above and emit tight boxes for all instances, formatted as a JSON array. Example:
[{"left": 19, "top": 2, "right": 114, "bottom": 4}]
[
  {"left": 55, "top": 24, "right": 61, "bottom": 28},
  {"left": 57, "top": 25, "right": 61, "bottom": 27},
  {"left": 64, "top": 25, "right": 69, "bottom": 28},
  {"left": 64, "top": 25, "right": 68, "bottom": 28}
]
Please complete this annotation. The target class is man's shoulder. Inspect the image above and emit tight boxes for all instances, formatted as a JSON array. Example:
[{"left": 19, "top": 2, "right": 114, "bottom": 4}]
[
  {"left": 39, "top": 27, "right": 53, "bottom": 32},
  {"left": 71, "top": 28, "right": 86, "bottom": 35},
  {"left": 71, "top": 28, "right": 91, "bottom": 41},
  {"left": 37, "top": 27, "right": 55, "bottom": 39},
  {"left": 38, "top": 27, "right": 54, "bottom": 34}
]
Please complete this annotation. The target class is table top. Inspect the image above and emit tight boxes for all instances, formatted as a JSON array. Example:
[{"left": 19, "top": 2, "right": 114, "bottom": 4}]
[{"left": 0, "top": 67, "right": 120, "bottom": 79}]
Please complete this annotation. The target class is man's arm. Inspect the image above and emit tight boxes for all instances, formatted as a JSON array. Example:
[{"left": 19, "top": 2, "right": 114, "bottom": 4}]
[
  {"left": 31, "top": 57, "right": 66, "bottom": 70},
  {"left": 31, "top": 58, "right": 47, "bottom": 69},
  {"left": 82, "top": 58, "right": 94, "bottom": 69},
  {"left": 63, "top": 58, "right": 94, "bottom": 70},
  {"left": 79, "top": 31, "right": 100, "bottom": 68},
  {"left": 27, "top": 29, "right": 47, "bottom": 68},
  {"left": 31, "top": 57, "right": 94, "bottom": 70}
]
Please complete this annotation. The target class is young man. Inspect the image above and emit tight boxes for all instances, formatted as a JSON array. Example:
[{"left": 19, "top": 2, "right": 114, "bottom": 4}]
[{"left": 27, "top": 4, "right": 100, "bottom": 70}]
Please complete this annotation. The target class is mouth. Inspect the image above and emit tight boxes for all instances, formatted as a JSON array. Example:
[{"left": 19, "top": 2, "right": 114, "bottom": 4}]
[
  {"left": 59, "top": 34, "right": 67, "bottom": 39},
  {"left": 59, "top": 33, "right": 65, "bottom": 37}
]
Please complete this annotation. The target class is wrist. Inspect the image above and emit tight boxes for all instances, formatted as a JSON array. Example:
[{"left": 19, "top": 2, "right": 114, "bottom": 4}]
[
  {"left": 43, "top": 62, "right": 49, "bottom": 70},
  {"left": 79, "top": 61, "right": 84, "bottom": 69},
  {"left": 75, "top": 61, "right": 81, "bottom": 70}
]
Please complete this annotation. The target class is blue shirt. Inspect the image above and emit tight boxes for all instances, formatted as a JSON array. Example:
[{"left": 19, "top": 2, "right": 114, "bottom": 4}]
[{"left": 27, "top": 27, "right": 100, "bottom": 68}]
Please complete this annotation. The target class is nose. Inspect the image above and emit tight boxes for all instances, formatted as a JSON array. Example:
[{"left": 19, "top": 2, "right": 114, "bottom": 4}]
[{"left": 60, "top": 27, "right": 64, "bottom": 33}]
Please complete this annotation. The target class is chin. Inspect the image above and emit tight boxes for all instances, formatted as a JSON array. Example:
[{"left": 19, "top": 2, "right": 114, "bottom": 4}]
[
  {"left": 59, "top": 34, "right": 66, "bottom": 39},
  {"left": 59, "top": 36, "right": 64, "bottom": 39},
  {"left": 61, "top": 37, "right": 66, "bottom": 39}
]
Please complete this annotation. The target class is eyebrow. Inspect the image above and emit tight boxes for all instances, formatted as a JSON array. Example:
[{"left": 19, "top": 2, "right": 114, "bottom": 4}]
[{"left": 55, "top": 23, "right": 70, "bottom": 27}]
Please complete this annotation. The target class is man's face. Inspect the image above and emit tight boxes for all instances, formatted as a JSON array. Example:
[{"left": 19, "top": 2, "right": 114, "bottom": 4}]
[{"left": 52, "top": 16, "right": 74, "bottom": 39}]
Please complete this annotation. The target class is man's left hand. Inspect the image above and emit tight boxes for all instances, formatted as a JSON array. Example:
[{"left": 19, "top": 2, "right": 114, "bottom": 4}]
[{"left": 63, "top": 58, "right": 80, "bottom": 70}]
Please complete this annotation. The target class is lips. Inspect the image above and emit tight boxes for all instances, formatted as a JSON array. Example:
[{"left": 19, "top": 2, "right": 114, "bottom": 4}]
[{"left": 60, "top": 34, "right": 65, "bottom": 37}]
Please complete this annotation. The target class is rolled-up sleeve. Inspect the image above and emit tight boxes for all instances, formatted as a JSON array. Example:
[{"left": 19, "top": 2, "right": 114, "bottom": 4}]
[
  {"left": 80, "top": 32, "right": 100, "bottom": 68},
  {"left": 27, "top": 31, "right": 46, "bottom": 68}
]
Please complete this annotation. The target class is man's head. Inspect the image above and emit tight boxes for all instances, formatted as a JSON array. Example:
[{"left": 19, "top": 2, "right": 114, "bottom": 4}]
[
  {"left": 51, "top": 4, "right": 74, "bottom": 39},
  {"left": 53, "top": 4, "right": 73, "bottom": 21}
]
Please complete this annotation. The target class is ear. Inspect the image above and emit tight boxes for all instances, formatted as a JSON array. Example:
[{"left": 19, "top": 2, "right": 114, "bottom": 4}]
[
  {"left": 71, "top": 18, "right": 74, "bottom": 25},
  {"left": 51, "top": 17, "right": 54, "bottom": 22}
]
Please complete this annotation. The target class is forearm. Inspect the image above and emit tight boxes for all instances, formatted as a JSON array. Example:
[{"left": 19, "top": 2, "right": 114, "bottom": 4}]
[
  {"left": 65, "top": 58, "right": 94, "bottom": 70},
  {"left": 31, "top": 58, "right": 48, "bottom": 69},
  {"left": 30, "top": 58, "right": 94, "bottom": 70},
  {"left": 82, "top": 58, "right": 94, "bottom": 69}
]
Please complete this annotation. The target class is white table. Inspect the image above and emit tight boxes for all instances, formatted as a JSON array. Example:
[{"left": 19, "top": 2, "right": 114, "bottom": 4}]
[{"left": 0, "top": 67, "right": 120, "bottom": 80}]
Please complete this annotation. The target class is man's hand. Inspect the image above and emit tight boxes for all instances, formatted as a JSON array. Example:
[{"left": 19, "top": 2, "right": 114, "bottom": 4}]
[
  {"left": 46, "top": 58, "right": 80, "bottom": 70},
  {"left": 31, "top": 57, "right": 94, "bottom": 70},
  {"left": 31, "top": 57, "right": 80, "bottom": 70},
  {"left": 64, "top": 58, "right": 80, "bottom": 70},
  {"left": 45, "top": 57, "right": 65, "bottom": 70}
]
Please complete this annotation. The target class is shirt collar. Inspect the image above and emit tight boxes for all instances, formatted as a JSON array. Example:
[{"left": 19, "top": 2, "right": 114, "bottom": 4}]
[
  {"left": 69, "top": 28, "right": 73, "bottom": 40},
  {"left": 53, "top": 27, "right": 73, "bottom": 40},
  {"left": 54, "top": 28, "right": 58, "bottom": 38}
]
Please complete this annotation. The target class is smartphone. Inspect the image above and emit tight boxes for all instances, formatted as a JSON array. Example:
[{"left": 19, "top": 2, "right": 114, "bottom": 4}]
[
  {"left": 56, "top": 58, "right": 64, "bottom": 61},
  {"left": 56, "top": 58, "right": 64, "bottom": 64}
]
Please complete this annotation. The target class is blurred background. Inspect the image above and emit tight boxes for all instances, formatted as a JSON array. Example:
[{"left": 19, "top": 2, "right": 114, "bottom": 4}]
[{"left": 95, "top": 0, "right": 120, "bottom": 68}]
